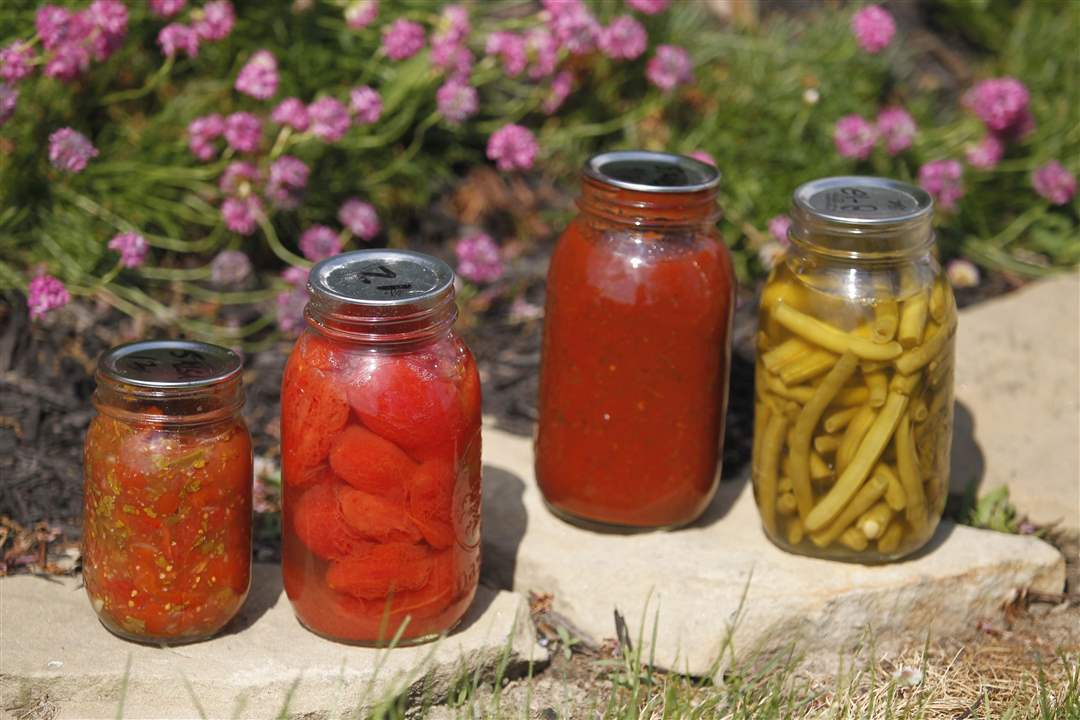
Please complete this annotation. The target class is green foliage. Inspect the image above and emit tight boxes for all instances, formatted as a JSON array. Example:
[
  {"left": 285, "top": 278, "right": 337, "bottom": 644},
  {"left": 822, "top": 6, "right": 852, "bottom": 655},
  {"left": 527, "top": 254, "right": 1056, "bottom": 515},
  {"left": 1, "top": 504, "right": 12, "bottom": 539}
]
[{"left": 967, "top": 484, "right": 1021, "bottom": 534}]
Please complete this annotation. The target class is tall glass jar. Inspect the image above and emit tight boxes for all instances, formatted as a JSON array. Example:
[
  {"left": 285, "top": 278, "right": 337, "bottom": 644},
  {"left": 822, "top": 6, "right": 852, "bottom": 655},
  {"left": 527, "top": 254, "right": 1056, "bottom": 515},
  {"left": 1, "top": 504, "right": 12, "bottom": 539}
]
[
  {"left": 536, "top": 151, "right": 735, "bottom": 530},
  {"left": 83, "top": 340, "right": 252, "bottom": 644},
  {"left": 281, "top": 249, "right": 481, "bottom": 645},
  {"left": 752, "top": 177, "right": 956, "bottom": 562}
]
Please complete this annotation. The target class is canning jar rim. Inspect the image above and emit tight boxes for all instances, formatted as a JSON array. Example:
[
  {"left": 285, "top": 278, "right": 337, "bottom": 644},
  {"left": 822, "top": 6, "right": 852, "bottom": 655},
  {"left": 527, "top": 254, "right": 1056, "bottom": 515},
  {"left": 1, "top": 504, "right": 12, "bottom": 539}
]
[
  {"left": 307, "top": 248, "right": 455, "bottom": 312},
  {"left": 96, "top": 339, "right": 243, "bottom": 390},
  {"left": 584, "top": 151, "right": 721, "bottom": 194},
  {"left": 792, "top": 175, "right": 934, "bottom": 227}
]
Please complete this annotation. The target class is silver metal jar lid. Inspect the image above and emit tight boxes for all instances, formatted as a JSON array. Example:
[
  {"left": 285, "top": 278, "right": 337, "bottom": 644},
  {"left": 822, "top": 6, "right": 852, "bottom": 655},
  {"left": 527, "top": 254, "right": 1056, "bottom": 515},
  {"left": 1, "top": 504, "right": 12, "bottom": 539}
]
[
  {"left": 308, "top": 249, "right": 455, "bottom": 317},
  {"left": 793, "top": 176, "right": 933, "bottom": 225},
  {"left": 584, "top": 151, "right": 721, "bottom": 194},
  {"left": 98, "top": 340, "right": 242, "bottom": 389}
]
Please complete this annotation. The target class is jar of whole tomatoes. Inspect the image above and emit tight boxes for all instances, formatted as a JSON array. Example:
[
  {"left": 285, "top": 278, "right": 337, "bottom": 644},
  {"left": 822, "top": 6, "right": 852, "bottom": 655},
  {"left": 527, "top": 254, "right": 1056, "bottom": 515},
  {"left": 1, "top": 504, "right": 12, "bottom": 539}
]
[
  {"left": 536, "top": 151, "right": 735, "bottom": 530},
  {"left": 82, "top": 340, "right": 252, "bottom": 643},
  {"left": 281, "top": 249, "right": 481, "bottom": 645},
  {"left": 753, "top": 177, "right": 956, "bottom": 562}
]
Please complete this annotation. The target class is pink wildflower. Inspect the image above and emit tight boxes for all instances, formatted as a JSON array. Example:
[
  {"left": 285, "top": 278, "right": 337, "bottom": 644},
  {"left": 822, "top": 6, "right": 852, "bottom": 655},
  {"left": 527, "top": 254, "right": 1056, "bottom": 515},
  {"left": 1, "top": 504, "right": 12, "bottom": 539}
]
[
  {"left": 542, "top": 70, "right": 573, "bottom": 114},
  {"left": 194, "top": 0, "right": 236, "bottom": 42},
  {"left": 688, "top": 150, "right": 716, "bottom": 167},
  {"left": 768, "top": 215, "right": 792, "bottom": 245},
  {"left": 282, "top": 266, "right": 309, "bottom": 288},
  {"left": 876, "top": 106, "right": 916, "bottom": 155},
  {"left": 436, "top": 79, "right": 478, "bottom": 123},
  {"left": 271, "top": 97, "right": 310, "bottom": 132},
  {"left": 221, "top": 197, "right": 262, "bottom": 235},
  {"left": 219, "top": 161, "right": 260, "bottom": 195},
  {"left": 965, "top": 135, "right": 1004, "bottom": 170},
  {"left": 88, "top": 0, "right": 128, "bottom": 38},
  {"left": 946, "top": 259, "right": 980, "bottom": 289},
  {"left": 107, "top": 232, "right": 148, "bottom": 268},
  {"left": 36, "top": 5, "right": 85, "bottom": 51},
  {"left": 344, "top": 0, "right": 378, "bottom": 30},
  {"left": 223, "top": 112, "right": 262, "bottom": 153},
  {"left": 299, "top": 225, "right": 342, "bottom": 262},
  {"left": 431, "top": 37, "right": 473, "bottom": 78},
  {"left": 149, "top": 0, "right": 186, "bottom": 18},
  {"left": 266, "top": 155, "right": 309, "bottom": 209},
  {"left": 48, "top": 127, "right": 98, "bottom": 173},
  {"left": 187, "top": 113, "right": 225, "bottom": 161},
  {"left": 43, "top": 43, "right": 90, "bottom": 81},
  {"left": 210, "top": 250, "right": 253, "bottom": 285},
  {"left": 1031, "top": 160, "right": 1077, "bottom": 205},
  {"left": 646, "top": 45, "right": 692, "bottom": 91},
  {"left": 597, "top": 16, "right": 647, "bottom": 61},
  {"left": 349, "top": 86, "right": 382, "bottom": 125},
  {"left": 436, "top": 4, "right": 470, "bottom": 44},
  {"left": 851, "top": 5, "right": 895, "bottom": 54},
  {"left": 0, "top": 42, "right": 34, "bottom": 83},
  {"left": 235, "top": 50, "right": 279, "bottom": 100},
  {"left": 545, "top": 0, "right": 598, "bottom": 55},
  {"left": 455, "top": 232, "right": 504, "bottom": 284},
  {"left": 487, "top": 32, "right": 527, "bottom": 77},
  {"left": 27, "top": 274, "right": 70, "bottom": 320},
  {"left": 0, "top": 84, "right": 17, "bottom": 126},
  {"left": 997, "top": 108, "right": 1036, "bottom": 142},
  {"left": 833, "top": 114, "right": 878, "bottom": 160},
  {"left": 964, "top": 77, "right": 1030, "bottom": 134},
  {"left": 338, "top": 199, "right": 380, "bottom": 241},
  {"left": 158, "top": 23, "right": 199, "bottom": 58},
  {"left": 276, "top": 286, "right": 308, "bottom": 334},
  {"left": 526, "top": 29, "right": 559, "bottom": 79},
  {"left": 626, "top": 0, "right": 670, "bottom": 14},
  {"left": 918, "top": 160, "right": 965, "bottom": 211},
  {"left": 308, "top": 97, "right": 350, "bottom": 142},
  {"left": 382, "top": 19, "right": 425, "bottom": 61},
  {"left": 487, "top": 124, "right": 539, "bottom": 172}
]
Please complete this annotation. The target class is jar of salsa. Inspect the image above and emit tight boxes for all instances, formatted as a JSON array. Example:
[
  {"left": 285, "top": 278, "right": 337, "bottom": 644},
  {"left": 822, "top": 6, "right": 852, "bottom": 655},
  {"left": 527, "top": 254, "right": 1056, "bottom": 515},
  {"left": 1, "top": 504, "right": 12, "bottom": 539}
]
[
  {"left": 281, "top": 249, "right": 481, "bottom": 645},
  {"left": 536, "top": 151, "right": 735, "bottom": 530},
  {"left": 752, "top": 177, "right": 955, "bottom": 561},
  {"left": 82, "top": 340, "right": 252, "bottom": 643}
]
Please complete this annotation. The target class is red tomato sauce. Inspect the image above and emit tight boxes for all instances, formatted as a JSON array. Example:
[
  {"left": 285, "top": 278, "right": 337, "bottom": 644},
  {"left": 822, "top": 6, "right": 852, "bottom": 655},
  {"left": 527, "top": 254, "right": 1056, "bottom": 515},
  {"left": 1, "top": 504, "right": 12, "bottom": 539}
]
[
  {"left": 281, "top": 331, "right": 480, "bottom": 644},
  {"left": 82, "top": 410, "right": 252, "bottom": 642},
  {"left": 536, "top": 185, "right": 735, "bottom": 528}
]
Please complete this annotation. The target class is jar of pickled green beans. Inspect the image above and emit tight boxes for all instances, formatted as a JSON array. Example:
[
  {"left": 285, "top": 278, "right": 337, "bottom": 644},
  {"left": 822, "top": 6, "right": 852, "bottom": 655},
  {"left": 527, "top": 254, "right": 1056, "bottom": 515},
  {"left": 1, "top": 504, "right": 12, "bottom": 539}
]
[{"left": 752, "top": 176, "right": 955, "bottom": 562}]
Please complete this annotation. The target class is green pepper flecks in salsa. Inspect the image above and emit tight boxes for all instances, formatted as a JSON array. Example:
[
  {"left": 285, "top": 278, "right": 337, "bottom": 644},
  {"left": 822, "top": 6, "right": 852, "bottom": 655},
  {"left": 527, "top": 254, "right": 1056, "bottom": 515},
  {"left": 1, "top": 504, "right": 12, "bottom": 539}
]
[{"left": 82, "top": 411, "right": 252, "bottom": 642}]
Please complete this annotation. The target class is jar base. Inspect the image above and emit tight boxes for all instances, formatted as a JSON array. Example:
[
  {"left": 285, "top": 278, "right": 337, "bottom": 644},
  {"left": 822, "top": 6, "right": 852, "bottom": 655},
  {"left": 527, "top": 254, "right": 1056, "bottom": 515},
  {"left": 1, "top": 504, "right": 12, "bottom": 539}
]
[
  {"left": 293, "top": 613, "right": 459, "bottom": 648},
  {"left": 760, "top": 524, "right": 931, "bottom": 564},
  {"left": 94, "top": 615, "right": 220, "bottom": 646},
  {"left": 542, "top": 498, "right": 696, "bottom": 534}
]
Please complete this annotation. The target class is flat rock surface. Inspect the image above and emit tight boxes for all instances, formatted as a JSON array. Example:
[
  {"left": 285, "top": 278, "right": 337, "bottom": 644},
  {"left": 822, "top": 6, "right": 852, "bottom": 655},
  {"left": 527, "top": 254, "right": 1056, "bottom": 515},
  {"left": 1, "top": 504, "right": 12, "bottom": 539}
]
[
  {"left": 480, "top": 428, "right": 1066, "bottom": 677},
  {"left": 951, "top": 272, "right": 1080, "bottom": 531},
  {"left": 1, "top": 565, "right": 545, "bottom": 719}
]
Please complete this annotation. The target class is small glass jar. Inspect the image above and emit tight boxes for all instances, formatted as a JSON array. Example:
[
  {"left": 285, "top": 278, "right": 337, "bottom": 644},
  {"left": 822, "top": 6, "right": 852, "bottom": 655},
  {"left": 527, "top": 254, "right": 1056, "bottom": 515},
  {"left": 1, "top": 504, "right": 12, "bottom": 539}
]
[
  {"left": 536, "top": 151, "right": 735, "bottom": 530},
  {"left": 752, "top": 177, "right": 956, "bottom": 562},
  {"left": 82, "top": 340, "right": 252, "bottom": 643},
  {"left": 281, "top": 249, "right": 481, "bottom": 646}
]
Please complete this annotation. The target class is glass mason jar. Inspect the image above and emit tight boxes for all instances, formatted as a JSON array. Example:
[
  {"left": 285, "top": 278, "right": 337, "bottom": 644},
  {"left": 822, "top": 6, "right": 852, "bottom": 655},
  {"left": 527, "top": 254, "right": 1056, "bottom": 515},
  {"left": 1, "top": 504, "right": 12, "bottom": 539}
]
[
  {"left": 536, "top": 151, "right": 735, "bottom": 530},
  {"left": 753, "top": 176, "right": 956, "bottom": 562},
  {"left": 281, "top": 249, "right": 481, "bottom": 645},
  {"left": 82, "top": 340, "right": 252, "bottom": 644}
]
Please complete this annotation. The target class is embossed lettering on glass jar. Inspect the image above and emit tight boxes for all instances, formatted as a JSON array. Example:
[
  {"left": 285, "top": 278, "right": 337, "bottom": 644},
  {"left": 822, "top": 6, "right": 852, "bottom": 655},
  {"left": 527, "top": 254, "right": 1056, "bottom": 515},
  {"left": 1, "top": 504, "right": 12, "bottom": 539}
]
[
  {"left": 82, "top": 340, "right": 252, "bottom": 644},
  {"left": 281, "top": 249, "right": 481, "bottom": 645},
  {"left": 752, "top": 176, "right": 956, "bottom": 562},
  {"left": 536, "top": 151, "right": 735, "bottom": 530}
]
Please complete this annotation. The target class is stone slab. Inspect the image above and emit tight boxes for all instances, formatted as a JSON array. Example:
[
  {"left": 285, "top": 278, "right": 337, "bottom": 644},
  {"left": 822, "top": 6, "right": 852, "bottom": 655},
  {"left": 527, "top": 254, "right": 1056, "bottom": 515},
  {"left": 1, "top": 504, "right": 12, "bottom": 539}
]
[
  {"left": 951, "top": 272, "right": 1080, "bottom": 531},
  {"left": 480, "top": 428, "right": 1065, "bottom": 677},
  {"left": 0, "top": 565, "right": 546, "bottom": 719}
]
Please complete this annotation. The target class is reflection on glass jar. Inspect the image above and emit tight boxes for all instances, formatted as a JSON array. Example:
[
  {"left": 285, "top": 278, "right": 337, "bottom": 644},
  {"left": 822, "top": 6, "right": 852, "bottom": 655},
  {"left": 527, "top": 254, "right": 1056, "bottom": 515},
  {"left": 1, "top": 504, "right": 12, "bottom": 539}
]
[
  {"left": 536, "top": 152, "right": 735, "bottom": 530},
  {"left": 82, "top": 340, "right": 252, "bottom": 644},
  {"left": 280, "top": 249, "right": 481, "bottom": 646},
  {"left": 752, "top": 176, "right": 956, "bottom": 562}
]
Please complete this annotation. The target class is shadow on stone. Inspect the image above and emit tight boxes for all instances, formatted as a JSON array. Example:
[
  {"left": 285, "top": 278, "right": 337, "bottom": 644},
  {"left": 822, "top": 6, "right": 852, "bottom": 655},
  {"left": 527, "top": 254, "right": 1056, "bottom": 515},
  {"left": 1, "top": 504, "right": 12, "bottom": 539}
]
[
  {"left": 946, "top": 400, "right": 985, "bottom": 517},
  {"left": 219, "top": 562, "right": 282, "bottom": 638},
  {"left": 480, "top": 464, "right": 528, "bottom": 591}
]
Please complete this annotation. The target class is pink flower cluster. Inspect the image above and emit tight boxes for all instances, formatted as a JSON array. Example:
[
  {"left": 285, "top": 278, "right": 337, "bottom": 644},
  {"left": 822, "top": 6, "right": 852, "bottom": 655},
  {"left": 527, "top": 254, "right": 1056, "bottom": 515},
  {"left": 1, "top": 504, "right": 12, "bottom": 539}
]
[
  {"left": 108, "top": 232, "right": 148, "bottom": 268},
  {"left": 431, "top": 5, "right": 474, "bottom": 79},
  {"left": 338, "top": 198, "right": 380, "bottom": 241},
  {"left": 299, "top": 225, "right": 342, "bottom": 262},
  {"left": 27, "top": 274, "right": 71, "bottom": 320},
  {"left": 437, "top": 80, "right": 478, "bottom": 124},
  {"left": 487, "top": 124, "right": 539, "bottom": 171},
  {"left": 345, "top": 0, "right": 378, "bottom": 30},
  {"left": 1031, "top": 161, "right": 1076, "bottom": 206},
  {"left": 210, "top": 249, "right": 253, "bottom": 286},
  {"left": 646, "top": 45, "right": 692, "bottom": 91},
  {"left": 834, "top": 107, "right": 916, "bottom": 160},
  {"left": 918, "top": 159, "right": 964, "bottom": 211},
  {"left": 48, "top": 127, "right": 98, "bottom": 173},
  {"left": 544, "top": 0, "right": 600, "bottom": 56},
  {"left": 626, "top": 0, "right": 670, "bottom": 14},
  {"left": 850, "top": 4, "right": 895, "bottom": 54},
  {"left": 455, "top": 232, "right": 504, "bottom": 284},
  {"left": 382, "top": 18, "right": 425, "bottom": 61},
  {"left": 156, "top": 0, "right": 236, "bottom": 58},
  {"left": 276, "top": 266, "right": 309, "bottom": 335},
  {"left": 963, "top": 77, "right": 1035, "bottom": 171},
  {"left": 597, "top": 16, "right": 647, "bottom": 61},
  {"left": 236, "top": 50, "right": 279, "bottom": 100},
  {"left": 0, "top": 84, "right": 18, "bottom": 126}
]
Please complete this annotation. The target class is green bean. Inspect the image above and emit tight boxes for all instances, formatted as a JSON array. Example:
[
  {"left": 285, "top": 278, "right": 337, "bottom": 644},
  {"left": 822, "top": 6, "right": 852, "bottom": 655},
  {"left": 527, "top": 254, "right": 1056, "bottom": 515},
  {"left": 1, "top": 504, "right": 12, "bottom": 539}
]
[
  {"left": 896, "top": 314, "right": 956, "bottom": 375},
  {"left": 824, "top": 406, "right": 860, "bottom": 434},
  {"left": 808, "top": 474, "right": 888, "bottom": 547},
  {"left": 837, "top": 405, "right": 876, "bottom": 472},
  {"left": 877, "top": 522, "right": 905, "bottom": 553},
  {"left": 857, "top": 502, "right": 894, "bottom": 539},
  {"left": 898, "top": 290, "right": 929, "bottom": 348},
  {"left": 773, "top": 304, "right": 904, "bottom": 361},
  {"left": 895, "top": 412, "right": 927, "bottom": 534},
  {"left": 756, "top": 413, "right": 788, "bottom": 535},
  {"left": 872, "top": 299, "right": 899, "bottom": 343}
]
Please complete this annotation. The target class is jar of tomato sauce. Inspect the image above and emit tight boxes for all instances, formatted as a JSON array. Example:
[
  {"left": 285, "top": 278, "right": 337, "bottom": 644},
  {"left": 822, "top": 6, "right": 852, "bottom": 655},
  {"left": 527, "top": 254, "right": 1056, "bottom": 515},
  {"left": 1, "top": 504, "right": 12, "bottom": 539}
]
[
  {"left": 281, "top": 249, "right": 481, "bottom": 645},
  {"left": 536, "top": 151, "right": 735, "bottom": 530},
  {"left": 82, "top": 340, "right": 252, "bottom": 644},
  {"left": 752, "top": 177, "right": 955, "bottom": 562}
]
